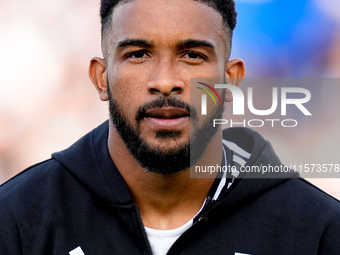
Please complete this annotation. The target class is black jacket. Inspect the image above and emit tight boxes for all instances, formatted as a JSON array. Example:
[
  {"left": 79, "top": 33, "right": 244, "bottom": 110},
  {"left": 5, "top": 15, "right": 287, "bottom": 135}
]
[{"left": 1, "top": 121, "right": 339, "bottom": 254}]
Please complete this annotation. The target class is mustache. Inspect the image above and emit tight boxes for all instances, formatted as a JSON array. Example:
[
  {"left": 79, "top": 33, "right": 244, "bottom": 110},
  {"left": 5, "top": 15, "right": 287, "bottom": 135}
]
[{"left": 135, "top": 97, "right": 197, "bottom": 122}]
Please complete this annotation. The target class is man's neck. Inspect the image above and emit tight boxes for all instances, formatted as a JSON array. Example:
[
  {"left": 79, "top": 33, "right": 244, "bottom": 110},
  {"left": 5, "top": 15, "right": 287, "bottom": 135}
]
[{"left": 108, "top": 123, "right": 222, "bottom": 230}]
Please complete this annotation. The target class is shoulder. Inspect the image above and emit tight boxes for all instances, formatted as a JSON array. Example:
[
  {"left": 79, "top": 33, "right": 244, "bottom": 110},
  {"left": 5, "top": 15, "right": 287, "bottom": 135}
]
[
  {"left": 237, "top": 176, "right": 340, "bottom": 227},
  {"left": 0, "top": 158, "right": 81, "bottom": 252},
  {"left": 0, "top": 159, "right": 70, "bottom": 211},
  {"left": 290, "top": 179, "right": 340, "bottom": 254},
  {"left": 268, "top": 177, "right": 340, "bottom": 234},
  {"left": 283, "top": 177, "right": 340, "bottom": 208}
]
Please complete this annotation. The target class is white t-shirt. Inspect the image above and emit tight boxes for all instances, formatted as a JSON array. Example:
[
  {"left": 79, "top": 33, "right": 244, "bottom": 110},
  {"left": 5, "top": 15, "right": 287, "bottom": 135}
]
[{"left": 145, "top": 218, "right": 194, "bottom": 255}]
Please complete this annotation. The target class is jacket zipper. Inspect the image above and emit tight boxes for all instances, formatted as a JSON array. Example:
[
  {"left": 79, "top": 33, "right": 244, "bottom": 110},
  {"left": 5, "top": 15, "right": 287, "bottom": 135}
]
[
  {"left": 166, "top": 214, "right": 209, "bottom": 255},
  {"left": 166, "top": 198, "right": 215, "bottom": 255},
  {"left": 132, "top": 203, "right": 154, "bottom": 255}
]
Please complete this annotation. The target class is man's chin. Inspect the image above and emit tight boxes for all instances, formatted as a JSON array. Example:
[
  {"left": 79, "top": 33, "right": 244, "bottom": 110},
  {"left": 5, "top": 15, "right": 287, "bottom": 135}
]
[
  {"left": 142, "top": 143, "right": 189, "bottom": 156},
  {"left": 131, "top": 137, "right": 190, "bottom": 175},
  {"left": 141, "top": 139, "right": 190, "bottom": 154},
  {"left": 155, "top": 130, "right": 182, "bottom": 139}
]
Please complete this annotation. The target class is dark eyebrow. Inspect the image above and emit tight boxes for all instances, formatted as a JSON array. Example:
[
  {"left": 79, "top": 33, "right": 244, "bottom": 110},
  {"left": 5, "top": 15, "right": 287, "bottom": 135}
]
[
  {"left": 117, "top": 39, "right": 152, "bottom": 48},
  {"left": 177, "top": 39, "right": 215, "bottom": 50}
]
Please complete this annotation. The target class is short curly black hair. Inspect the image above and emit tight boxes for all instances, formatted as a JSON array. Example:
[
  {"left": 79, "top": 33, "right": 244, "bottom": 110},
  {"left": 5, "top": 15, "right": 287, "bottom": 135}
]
[{"left": 100, "top": 0, "right": 237, "bottom": 54}]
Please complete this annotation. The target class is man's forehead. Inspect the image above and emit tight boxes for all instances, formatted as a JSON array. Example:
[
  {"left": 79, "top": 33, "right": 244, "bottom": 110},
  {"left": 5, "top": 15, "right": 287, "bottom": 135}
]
[
  {"left": 111, "top": 0, "right": 224, "bottom": 25},
  {"left": 106, "top": 0, "right": 228, "bottom": 49},
  {"left": 114, "top": 0, "right": 216, "bottom": 12}
]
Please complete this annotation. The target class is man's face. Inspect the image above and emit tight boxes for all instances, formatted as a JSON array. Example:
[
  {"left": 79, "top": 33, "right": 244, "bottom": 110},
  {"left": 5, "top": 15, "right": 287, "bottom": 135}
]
[{"left": 102, "top": 0, "right": 232, "bottom": 173}]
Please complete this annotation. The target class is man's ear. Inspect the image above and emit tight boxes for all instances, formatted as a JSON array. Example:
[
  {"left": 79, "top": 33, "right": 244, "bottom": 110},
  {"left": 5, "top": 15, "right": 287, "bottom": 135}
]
[
  {"left": 89, "top": 57, "right": 109, "bottom": 101},
  {"left": 224, "top": 59, "right": 245, "bottom": 102}
]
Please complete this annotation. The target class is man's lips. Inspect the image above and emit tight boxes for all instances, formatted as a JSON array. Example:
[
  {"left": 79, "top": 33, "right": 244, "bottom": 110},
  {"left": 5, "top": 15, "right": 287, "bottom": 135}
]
[
  {"left": 144, "top": 107, "right": 190, "bottom": 129},
  {"left": 145, "top": 107, "right": 189, "bottom": 118}
]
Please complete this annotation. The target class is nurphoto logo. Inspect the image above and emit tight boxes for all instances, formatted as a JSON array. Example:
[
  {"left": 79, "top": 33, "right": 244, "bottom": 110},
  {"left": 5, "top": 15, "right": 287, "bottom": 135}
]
[{"left": 195, "top": 79, "right": 312, "bottom": 128}]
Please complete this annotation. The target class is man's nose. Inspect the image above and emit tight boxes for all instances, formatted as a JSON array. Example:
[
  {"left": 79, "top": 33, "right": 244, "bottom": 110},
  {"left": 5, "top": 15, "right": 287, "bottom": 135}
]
[{"left": 146, "top": 61, "right": 185, "bottom": 96}]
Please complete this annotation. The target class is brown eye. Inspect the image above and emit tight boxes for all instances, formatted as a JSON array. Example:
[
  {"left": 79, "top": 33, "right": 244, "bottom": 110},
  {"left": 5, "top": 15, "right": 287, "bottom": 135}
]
[
  {"left": 125, "top": 50, "right": 149, "bottom": 59},
  {"left": 187, "top": 52, "right": 201, "bottom": 59},
  {"left": 130, "top": 51, "right": 146, "bottom": 58},
  {"left": 181, "top": 51, "right": 208, "bottom": 65},
  {"left": 183, "top": 51, "right": 207, "bottom": 60}
]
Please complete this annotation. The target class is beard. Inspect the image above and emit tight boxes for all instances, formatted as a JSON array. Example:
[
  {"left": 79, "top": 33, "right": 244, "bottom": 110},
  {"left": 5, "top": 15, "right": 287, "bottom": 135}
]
[{"left": 108, "top": 85, "right": 225, "bottom": 175}]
